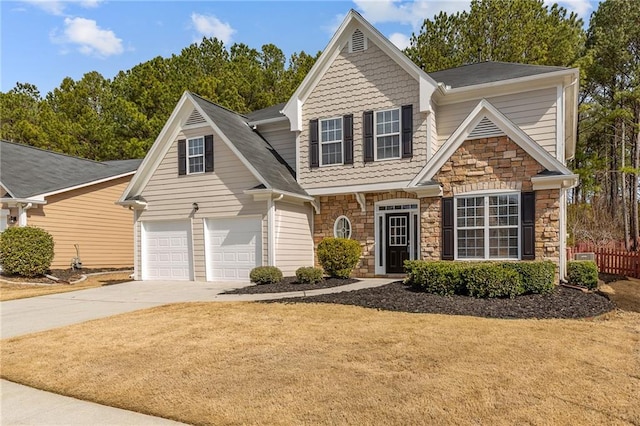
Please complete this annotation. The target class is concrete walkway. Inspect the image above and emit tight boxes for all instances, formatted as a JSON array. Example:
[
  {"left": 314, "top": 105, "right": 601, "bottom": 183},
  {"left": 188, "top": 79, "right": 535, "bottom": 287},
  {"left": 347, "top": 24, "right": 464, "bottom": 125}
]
[{"left": 1, "top": 277, "right": 395, "bottom": 425}]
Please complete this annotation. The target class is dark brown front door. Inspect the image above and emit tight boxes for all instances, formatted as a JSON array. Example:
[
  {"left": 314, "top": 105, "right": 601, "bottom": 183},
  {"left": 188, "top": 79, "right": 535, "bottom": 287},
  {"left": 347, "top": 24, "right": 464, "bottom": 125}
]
[{"left": 386, "top": 213, "right": 410, "bottom": 273}]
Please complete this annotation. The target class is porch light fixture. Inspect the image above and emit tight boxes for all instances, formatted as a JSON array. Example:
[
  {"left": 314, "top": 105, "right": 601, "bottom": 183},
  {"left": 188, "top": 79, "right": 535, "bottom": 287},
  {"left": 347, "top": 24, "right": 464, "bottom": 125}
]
[
  {"left": 9, "top": 216, "right": 17, "bottom": 224},
  {"left": 192, "top": 202, "right": 199, "bottom": 212}
]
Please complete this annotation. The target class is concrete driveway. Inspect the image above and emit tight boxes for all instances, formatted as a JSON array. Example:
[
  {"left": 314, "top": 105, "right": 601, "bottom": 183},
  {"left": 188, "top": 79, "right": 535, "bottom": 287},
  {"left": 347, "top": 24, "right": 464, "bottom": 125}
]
[{"left": 1, "top": 279, "right": 247, "bottom": 339}]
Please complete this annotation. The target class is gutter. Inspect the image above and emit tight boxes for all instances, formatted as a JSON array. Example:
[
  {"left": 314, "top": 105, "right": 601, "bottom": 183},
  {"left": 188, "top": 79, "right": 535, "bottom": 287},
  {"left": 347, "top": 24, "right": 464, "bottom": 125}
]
[{"left": 244, "top": 188, "right": 314, "bottom": 202}]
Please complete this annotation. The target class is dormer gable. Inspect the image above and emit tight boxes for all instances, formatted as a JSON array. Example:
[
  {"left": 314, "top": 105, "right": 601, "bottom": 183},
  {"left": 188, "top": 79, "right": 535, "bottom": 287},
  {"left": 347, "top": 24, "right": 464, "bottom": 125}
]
[{"left": 282, "top": 10, "right": 437, "bottom": 132}]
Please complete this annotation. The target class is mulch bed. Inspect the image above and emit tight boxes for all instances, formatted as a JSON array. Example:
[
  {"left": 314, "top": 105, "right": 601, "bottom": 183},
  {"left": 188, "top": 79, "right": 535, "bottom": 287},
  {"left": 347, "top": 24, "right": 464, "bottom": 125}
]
[
  {"left": 224, "top": 277, "right": 359, "bottom": 294},
  {"left": 266, "top": 281, "right": 616, "bottom": 319},
  {"left": 0, "top": 267, "right": 132, "bottom": 284}
]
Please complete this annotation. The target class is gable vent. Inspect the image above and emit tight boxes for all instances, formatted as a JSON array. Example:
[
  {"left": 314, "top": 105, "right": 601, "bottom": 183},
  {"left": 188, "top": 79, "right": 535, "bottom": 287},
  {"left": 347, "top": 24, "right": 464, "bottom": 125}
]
[
  {"left": 349, "top": 29, "right": 367, "bottom": 53},
  {"left": 185, "top": 109, "right": 205, "bottom": 126},
  {"left": 468, "top": 117, "right": 505, "bottom": 140}
]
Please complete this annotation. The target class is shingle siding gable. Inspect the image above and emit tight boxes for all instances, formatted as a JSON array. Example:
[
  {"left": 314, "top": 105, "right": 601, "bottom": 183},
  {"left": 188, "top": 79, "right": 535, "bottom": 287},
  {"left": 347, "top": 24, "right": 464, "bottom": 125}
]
[{"left": 299, "top": 42, "right": 427, "bottom": 189}]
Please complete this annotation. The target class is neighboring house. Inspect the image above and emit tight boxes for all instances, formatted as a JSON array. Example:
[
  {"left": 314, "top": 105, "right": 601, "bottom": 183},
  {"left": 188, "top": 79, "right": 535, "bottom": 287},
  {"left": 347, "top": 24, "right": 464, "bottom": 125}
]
[
  {"left": 0, "top": 140, "right": 141, "bottom": 269},
  {"left": 119, "top": 10, "right": 578, "bottom": 282}
]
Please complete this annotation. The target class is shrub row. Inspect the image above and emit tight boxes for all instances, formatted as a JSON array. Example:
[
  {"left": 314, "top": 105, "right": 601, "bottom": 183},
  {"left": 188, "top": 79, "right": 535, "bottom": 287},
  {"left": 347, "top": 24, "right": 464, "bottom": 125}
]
[
  {"left": 567, "top": 260, "right": 599, "bottom": 289},
  {"left": 404, "top": 260, "right": 556, "bottom": 298}
]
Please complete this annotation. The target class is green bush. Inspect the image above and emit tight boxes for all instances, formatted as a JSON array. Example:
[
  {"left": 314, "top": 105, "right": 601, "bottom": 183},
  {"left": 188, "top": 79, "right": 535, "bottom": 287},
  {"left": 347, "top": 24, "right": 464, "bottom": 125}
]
[
  {"left": 295, "top": 266, "right": 324, "bottom": 284},
  {"left": 567, "top": 260, "right": 599, "bottom": 289},
  {"left": 502, "top": 261, "right": 556, "bottom": 295},
  {"left": 249, "top": 266, "right": 283, "bottom": 285},
  {"left": 404, "top": 260, "right": 466, "bottom": 296},
  {"left": 463, "top": 263, "right": 524, "bottom": 298},
  {"left": 405, "top": 260, "right": 556, "bottom": 298},
  {"left": 317, "top": 238, "right": 361, "bottom": 279},
  {"left": 0, "top": 226, "right": 54, "bottom": 277}
]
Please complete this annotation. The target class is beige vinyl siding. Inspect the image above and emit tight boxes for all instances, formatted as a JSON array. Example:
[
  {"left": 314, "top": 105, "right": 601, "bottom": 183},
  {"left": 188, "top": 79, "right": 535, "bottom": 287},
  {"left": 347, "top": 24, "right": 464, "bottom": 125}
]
[
  {"left": 275, "top": 201, "right": 314, "bottom": 275},
  {"left": 139, "top": 125, "right": 268, "bottom": 281},
  {"left": 436, "top": 87, "right": 558, "bottom": 157},
  {"left": 258, "top": 122, "right": 296, "bottom": 172},
  {"left": 299, "top": 42, "right": 428, "bottom": 189},
  {"left": 26, "top": 177, "right": 134, "bottom": 269}
]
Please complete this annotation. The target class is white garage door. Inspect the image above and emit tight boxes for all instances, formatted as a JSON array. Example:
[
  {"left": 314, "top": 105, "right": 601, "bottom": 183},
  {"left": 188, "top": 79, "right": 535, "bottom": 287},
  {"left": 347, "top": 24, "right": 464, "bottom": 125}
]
[
  {"left": 206, "top": 217, "right": 261, "bottom": 281},
  {"left": 143, "top": 221, "right": 192, "bottom": 280}
]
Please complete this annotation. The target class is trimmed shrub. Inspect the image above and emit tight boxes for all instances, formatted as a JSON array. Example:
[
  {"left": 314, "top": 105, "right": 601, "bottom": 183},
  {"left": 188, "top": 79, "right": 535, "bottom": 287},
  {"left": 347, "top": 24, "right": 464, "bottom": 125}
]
[
  {"left": 295, "top": 266, "right": 324, "bottom": 284},
  {"left": 317, "top": 238, "right": 361, "bottom": 279},
  {"left": 405, "top": 260, "right": 555, "bottom": 298},
  {"left": 249, "top": 266, "right": 283, "bottom": 285},
  {"left": 502, "top": 261, "right": 556, "bottom": 295},
  {"left": 404, "top": 260, "right": 466, "bottom": 296},
  {"left": 463, "top": 263, "right": 524, "bottom": 298},
  {"left": 567, "top": 260, "right": 599, "bottom": 289},
  {"left": 0, "top": 226, "right": 54, "bottom": 277}
]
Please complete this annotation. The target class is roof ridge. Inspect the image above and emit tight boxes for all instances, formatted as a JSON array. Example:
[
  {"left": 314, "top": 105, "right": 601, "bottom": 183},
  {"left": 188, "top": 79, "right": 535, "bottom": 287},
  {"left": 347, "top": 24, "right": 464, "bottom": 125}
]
[{"left": 188, "top": 92, "right": 249, "bottom": 120}]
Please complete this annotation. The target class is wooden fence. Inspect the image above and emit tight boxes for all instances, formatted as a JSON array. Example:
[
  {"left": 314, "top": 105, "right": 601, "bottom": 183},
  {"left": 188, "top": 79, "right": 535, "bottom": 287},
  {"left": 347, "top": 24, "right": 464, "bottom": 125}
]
[{"left": 567, "top": 244, "right": 640, "bottom": 278}]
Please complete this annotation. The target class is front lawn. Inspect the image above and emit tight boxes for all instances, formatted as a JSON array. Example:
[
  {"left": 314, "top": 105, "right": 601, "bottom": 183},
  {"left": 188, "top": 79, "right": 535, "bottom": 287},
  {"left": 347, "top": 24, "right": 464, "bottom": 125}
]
[{"left": 1, "top": 302, "right": 638, "bottom": 425}]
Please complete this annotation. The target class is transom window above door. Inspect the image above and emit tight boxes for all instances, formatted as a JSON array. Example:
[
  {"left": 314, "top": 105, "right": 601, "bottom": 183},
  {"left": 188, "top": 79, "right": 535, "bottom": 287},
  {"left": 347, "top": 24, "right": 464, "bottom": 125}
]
[
  {"left": 187, "top": 137, "right": 205, "bottom": 174},
  {"left": 320, "top": 117, "right": 343, "bottom": 166},
  {"left": 375, "top": 108, "right": 400, "bottom": 160}
]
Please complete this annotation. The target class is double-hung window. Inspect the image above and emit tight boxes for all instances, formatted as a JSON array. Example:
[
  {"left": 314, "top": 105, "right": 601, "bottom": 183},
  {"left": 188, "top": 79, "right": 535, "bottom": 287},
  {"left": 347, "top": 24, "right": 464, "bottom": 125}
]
[
  {"left": 187, "top": 137, "right": 205, "bottom": 174},
  {"left": 375, "top": 108, "right": 400, "bottom": 160},
  {"left": 456, "top": 193, "right": 519, "bottom": 259},
  {"left": 320, "top": 117, "right": 343, "bottom": 166}
]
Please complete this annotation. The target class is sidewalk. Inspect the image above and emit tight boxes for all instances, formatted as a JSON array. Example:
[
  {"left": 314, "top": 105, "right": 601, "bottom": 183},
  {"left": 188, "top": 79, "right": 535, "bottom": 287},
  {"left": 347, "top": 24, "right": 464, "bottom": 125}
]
[{"left": 1, "top": 277, "right": 395, "bottom": 425}]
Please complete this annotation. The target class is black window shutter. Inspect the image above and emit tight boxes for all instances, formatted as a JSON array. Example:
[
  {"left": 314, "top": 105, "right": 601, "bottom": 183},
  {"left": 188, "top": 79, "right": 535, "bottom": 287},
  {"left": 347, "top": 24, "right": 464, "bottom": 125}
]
[
  {"left": 310, "top": 119, "right": 319, "bottom": 168},
  {"left": 402, "top": 104, "right": 413, "bottom": 158},
  {"left": 521, "top": 192, "right": 536, "bottom": 260},
  {"left": 178, "top": 139, "right": 187, "bottom": 176},
  {"left": 363, "top": 110, "right": 374, "bottom": 162},
  {"left": 204, "top": 134, "right": 214, "bottom": 172},
  {"left": 441, "top": 197, "right": 454, "bottom": 260},
  {"left": 343, "top": 114, "right": 353, "bottom": 165}
]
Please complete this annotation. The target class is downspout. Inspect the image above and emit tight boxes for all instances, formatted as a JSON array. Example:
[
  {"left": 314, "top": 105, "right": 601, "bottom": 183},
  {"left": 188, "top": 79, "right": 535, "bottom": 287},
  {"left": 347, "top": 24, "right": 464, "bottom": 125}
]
[
  {"left": 267, "top": 193, "right": 284, "bottom": 267},
  {"left": 18, "top": 203, "right": 33, "bottom": 226},
  {"left": 559, "top": 188, "right": 567, "bottom": 282}
]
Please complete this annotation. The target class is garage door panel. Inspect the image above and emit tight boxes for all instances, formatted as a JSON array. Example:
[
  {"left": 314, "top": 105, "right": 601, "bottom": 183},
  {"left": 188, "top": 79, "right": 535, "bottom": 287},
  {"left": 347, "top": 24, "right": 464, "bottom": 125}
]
[
  {"left": 143, "top": 221, "right": 192, "bottom": 281},
  {"left": 206, "top": 217, "right": 261, "bottom": 282}
]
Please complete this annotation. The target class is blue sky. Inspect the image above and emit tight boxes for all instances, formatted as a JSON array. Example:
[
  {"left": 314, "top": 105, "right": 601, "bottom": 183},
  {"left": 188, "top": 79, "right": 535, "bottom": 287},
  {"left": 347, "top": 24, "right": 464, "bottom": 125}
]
[{"left": 1, "top": 0, "right": 599, "bottom": 96}]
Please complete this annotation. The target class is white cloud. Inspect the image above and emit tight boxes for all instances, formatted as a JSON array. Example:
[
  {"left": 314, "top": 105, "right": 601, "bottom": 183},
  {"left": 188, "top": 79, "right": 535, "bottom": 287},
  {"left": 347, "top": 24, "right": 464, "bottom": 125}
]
[
  {"left": 546, "top": 0, "right": 594, "bottom": 20},
  {"left": 389, "top": 32, "right": 411, "bottom": 50},
  {"left": 191, "top": 13, "right": 236, "bottom": 45},
  {"left": 23, "top": 0, "right": 103, "bottom": 16},
  {"left": 324, "top": 12, "right": 348, "bottom": 34},
  {"left": 353, "top": 0, "right": 470, "bottom": 30},
  {"left": 52, "top": 17, "right": 123, "bottom": 57}
]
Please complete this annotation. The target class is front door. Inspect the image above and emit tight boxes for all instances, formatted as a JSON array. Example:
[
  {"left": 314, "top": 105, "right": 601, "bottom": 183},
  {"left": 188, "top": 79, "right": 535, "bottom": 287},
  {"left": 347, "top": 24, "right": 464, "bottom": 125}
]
[{"left": 386, "top": 213, "right": 410, "bottom": 273}]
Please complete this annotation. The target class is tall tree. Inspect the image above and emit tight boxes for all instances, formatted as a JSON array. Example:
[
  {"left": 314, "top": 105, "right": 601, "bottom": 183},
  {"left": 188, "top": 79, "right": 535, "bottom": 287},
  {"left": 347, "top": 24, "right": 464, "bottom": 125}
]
[
  {"left": 578, "top": 0, "right": 640, "bottom": 249},
  {"left": 406, "top": 0, "right": 585, "bottom": 71}
]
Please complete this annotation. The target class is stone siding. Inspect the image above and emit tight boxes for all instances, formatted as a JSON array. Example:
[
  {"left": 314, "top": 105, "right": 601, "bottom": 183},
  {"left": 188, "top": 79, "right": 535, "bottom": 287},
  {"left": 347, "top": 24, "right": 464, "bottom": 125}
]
[
  {"left": 314, "top": 191, "right": 417, "bottom": 277},
  {"left": 313, "top": 136, "right": 561, "bottom": 276}
]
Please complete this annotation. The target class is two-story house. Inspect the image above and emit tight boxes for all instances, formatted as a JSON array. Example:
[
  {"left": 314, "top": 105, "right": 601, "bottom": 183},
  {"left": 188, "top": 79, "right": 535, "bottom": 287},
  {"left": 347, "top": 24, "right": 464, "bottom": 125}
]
[{"left": 118, "top": 10, "right": 578, "bottom": 282}]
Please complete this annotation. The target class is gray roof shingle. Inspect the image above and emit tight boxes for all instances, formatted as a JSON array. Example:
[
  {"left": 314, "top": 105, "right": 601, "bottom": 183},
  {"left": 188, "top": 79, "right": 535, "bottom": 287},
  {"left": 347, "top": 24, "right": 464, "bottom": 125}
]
[
  {"left": 190, "top": 94, "right": 307, "bottom": 196},
  {"left": 246, "top": 102, "right": 286, "bottom": 123},
  {"left": 0, "top": 141, "right": 141, "bottom": 199},
  {"left": 428, "top": 61, "right": 568, "bottom": 89}
]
